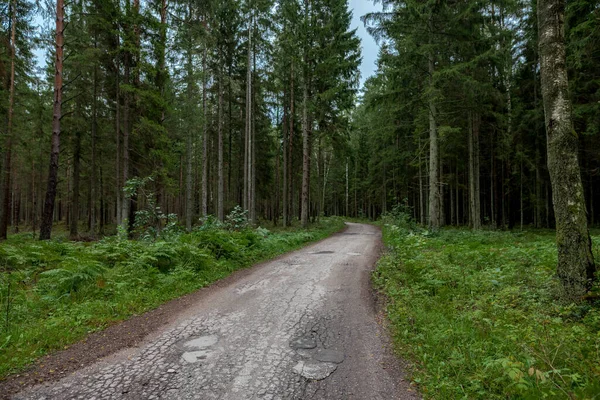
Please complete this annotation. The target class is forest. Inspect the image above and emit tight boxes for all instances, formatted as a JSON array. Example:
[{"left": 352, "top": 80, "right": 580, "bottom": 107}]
[
  {"left": 0, "top": 0, "right": 597, "bottom": 241},
  {"left": 1, "top": 0, "right": 600, "bottom": 398}
]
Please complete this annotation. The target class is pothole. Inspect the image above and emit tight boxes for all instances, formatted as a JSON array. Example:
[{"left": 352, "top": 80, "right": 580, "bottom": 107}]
[
  {"left": 313, "top": 349, "right": 345, "bottom": 364},
  {"left": 293, "top": 360, "right": 338, "bottom": 380},
  {"left": 289, "top": 334, "right": 317, "bottom": 350},
  {"left": 309, "top": 251, "right": 334, "bottom": 255},
  {"left": 178, "top": 335, "right": 218, "bottom": 364},
  {"left": 184, "top": 336, "right": 218, "bottom": 349}
]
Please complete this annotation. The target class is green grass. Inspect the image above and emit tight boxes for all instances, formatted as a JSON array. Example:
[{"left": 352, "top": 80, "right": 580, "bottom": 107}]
[
  {"left": 0, "top": 217, "right": 345, "bottom": 379},
  {"left": 375, "top": 217, "right": 600, "bottom": 399}
]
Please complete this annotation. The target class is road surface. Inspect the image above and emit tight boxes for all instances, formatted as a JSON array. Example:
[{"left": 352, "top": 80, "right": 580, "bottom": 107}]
[{"left": 15, "top": 223, "right": 418, "bottom": 400}]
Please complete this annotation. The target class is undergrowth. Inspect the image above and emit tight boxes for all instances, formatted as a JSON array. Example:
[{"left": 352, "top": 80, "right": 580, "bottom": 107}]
[
  {"left": 375, "top": 209, "right": 600, "bottom": 399},
  {"left": 0, "top": 217, "right": 345, "bottom": 379}
]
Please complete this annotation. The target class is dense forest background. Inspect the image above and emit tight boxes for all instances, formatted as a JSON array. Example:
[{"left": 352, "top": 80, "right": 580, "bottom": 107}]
[{"left": 0, "top": 0, "right": 599, "bottom": 239}]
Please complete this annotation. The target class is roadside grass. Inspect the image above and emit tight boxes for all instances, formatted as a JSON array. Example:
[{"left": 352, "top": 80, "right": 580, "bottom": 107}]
[
  {"left": 375, "top": 215, "right": 600, "bottom": 399},
  {"left": 0, "top": 217, "right": 345, "bottom": 379}
]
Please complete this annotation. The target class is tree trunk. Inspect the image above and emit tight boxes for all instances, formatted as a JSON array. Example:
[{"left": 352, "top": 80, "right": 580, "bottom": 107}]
[
  {"left": 301, "top": 61, "right": 310, "bottom": 228},
  {"left": 202, "top": 45, "right": 208, "bottom": 217},
  {"left": 282, "top": 98, "right": 289, "bottom": 227},
  {"left": 287, "top": 62, "right": 295, "bottom": 227},
  {"left": 217, "top": 65, "right": 224, "bottom": 222},
  {"left": 538, "top": 0, "right": 596, "bottom": 299},
  {"left": 90, "top": 51, "right": 98, "bottom": 237},
  {"left": 0, "top": 0, "right": 17, "bottom": 240},
  {"left": 185, "top": 40, "right": 194, "bottom": 232},
  {"left": 469, "top": 112, "right": 482, "bottom": 229},
  {"left": 120, "top": 4, "right": 132, "bottom": 230},
  {"left": 428, "top": 51, "right": 440, "bottom": 230},
  {"left": 40, "top": 0, "right": 65, "bottom": 240},
  {"left": 115, "top": 47, "right": 121, "bottom": 226},
  {"left": 70, "top": 128, "right": 81, "bottom": 239}
]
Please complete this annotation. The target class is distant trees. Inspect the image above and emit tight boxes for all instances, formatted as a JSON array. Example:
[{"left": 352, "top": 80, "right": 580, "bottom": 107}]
[{"left": 0, "top": 0, "right": 359, "bottom": 238}]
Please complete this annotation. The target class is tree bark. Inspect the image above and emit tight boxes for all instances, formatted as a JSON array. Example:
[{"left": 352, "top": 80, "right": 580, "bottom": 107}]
[
  {"left": 301, "top": 61, "right": 310, "bottom": 228},
  {"left": 428, "top": 51, "right": 440, "bottom": 230},
  {"left": 40, "top": 0, "right": 65, "bottom": 240},
  {"left": 469, "top": 112, "right": 481, "bottom": 229},
  {"left": 69, "top": 128, "right": 81, "bottom": 239},
  {"left": 538, "top": 0, "right": 596, "bottom": 299},
  {"left": 201, "top": 45, "right": 208, "bottom": 217},
  {"left": 90, "top": 51, "right": 98, "bottom": 237},
  {"left": 0, "top": 0, "right": 17, "bottom": 240},
  {"left": 185, "top": 23, "right": 194, "bottom": 232},
  {"left": 217, "top": 65, "right": 224, "bottom": 222}
]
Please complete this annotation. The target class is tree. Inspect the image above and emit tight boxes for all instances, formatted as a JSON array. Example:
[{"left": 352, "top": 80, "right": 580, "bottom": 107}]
[
  {"left": 538, "top": 0, "right": 596, "bottom": 299},
  {"left": 0, "top": 0, "right": 17, "bottom": 240},
  {"left": 39, "top": 0, "right": 65, "bottom": 240}
]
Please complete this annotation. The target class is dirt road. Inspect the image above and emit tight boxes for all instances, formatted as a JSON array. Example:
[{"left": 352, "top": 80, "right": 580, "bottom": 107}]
[{"left": 14, "top": 223, "right": 418, "bottom": 400}]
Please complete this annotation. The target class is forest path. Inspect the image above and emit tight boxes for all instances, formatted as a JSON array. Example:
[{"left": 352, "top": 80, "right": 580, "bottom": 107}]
[{"left": 15, "top": 223, "right": 418, "bottom": 400}]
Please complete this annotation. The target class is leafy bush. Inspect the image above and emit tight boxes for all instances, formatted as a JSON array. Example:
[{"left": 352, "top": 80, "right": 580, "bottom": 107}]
[{"left": 224, "top": 206, "right": 249, "bottom": 231}]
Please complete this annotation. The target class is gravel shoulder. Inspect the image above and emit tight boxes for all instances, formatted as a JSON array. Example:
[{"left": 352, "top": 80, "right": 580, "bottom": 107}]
[{"left": 7, "top": 223, "right": 419, "bottom": 400}]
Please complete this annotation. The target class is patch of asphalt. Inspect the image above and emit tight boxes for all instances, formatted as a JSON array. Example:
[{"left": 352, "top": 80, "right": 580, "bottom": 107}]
[{"left": 9, "top": 223, "right": 419, "bottom": 400}]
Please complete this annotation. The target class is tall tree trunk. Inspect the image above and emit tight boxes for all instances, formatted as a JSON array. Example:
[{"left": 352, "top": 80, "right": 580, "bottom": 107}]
[
  {"left": 70, "top": 128, "right": 81, "bottom": 239},
  {"left": 282, "top": 99, "right": 288, "bottom": 226},
  {"left": 287, "top": 62, "right": 295, "bottom": 227},
  {"left": 428, "top": 51, "right": 440, "bottom": 230},
  {"left": 250, "top": 43, "right": 257, "bottom": 224},
  {"left": 185, "top": 29, "right": 194, "bottom": 232},
  {"left": 419, "top": 136, "right": 424, "bottom": 225},
  {"left": 469, "top": 112, "right": 482, "bottom": 229},
  {"left": 301, "top": 62, "right": 310, "bottom": 228},
  {"left": 115, "top": 48, "right": 121, "bottom": 225},
  {"left": 201, "top": 45, "right": 208, "bottom": 217},
  {"left": 538, "top": 0, "right": 596, "bottom": 299},
  {"left": 90, "top": 52, "right": 98, "bottom": 237},
  {"left": 120, "top": 3, "right": 132, "bottom": 230},
  {"left": 217, "top": 65, "right": 224, "bottom": 222},
  {"left": 40, "top": 0, "right": 65, "bottom": 240},
  {"left": 0, "top": 0, "right": 17, "bottom": 240}
]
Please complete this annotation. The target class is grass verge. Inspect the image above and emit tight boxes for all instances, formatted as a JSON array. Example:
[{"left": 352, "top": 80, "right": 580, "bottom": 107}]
[
  {"left": 375, "top": 214, "right": 600, "bottom": 399},
  {"left": 0, "top": 217, "right": 345, "bottom": 379}
]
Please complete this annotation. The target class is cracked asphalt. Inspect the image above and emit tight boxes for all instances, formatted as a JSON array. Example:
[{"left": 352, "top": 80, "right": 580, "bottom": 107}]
[{"left": 14, "top": 223, "right": 419, "bottom": 400}]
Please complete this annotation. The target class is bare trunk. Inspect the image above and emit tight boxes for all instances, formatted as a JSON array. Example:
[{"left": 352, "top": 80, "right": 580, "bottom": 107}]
[
  {"left": 202, "top": 46, "right": 208, "bottom": 217},
  {"left": 0, "top": 0, "right": 17, "bottom": 240},
  {"left": 301, "top": 62, "right": 310, "bottom": 228},
  {"left": 185, "top": 40, "right": 194, "bottom": 232},
  {"left": 90, "top": 54, "right": 98, "bottom": 236},
  {"left": 287, "top": 63, "right": 295, "bottom": 226},
  {"left": 217, "top": 66, "right": 224, "bottom": 222},
  {"left": 115, "top": 47, "right": 121, "bottom": 225},
  {"left": 70, "top": 129, "right": 81, "bottom": 239},
  {"left": 469, "top": 112, "right": 481, "bottom": 229},
  {"left": 538, "top": 0, "right": 596, "bottom": 299},
  {"left": 40, "top": 0, "right": 64, "bottom": 240},
  {"left": 282, "top": 99, "right": 288, "bottom": 226},
  {"left": 428, "top": 51, "right": 440, "bottom": 230}
]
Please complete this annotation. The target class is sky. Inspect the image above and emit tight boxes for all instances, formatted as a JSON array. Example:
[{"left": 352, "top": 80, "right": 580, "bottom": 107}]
[{"left": 349, "top": 0, "right": 383, "bottom": 87}]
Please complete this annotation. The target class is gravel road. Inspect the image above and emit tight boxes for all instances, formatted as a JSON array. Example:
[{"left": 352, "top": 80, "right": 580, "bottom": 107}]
[{"left": 14, "top": 223, "right": 418, "bottom": 400}]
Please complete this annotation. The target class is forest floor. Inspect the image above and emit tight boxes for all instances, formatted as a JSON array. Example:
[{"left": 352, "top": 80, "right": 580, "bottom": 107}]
[
  {"left": 7, "top": 223, "right": 418, "bottom": 399},
  {"left": 0, "top": 217, "right": 363, "bottom": 398},
  {"left": 375, "top": 216, "right": 600, "bottom": 399}
]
